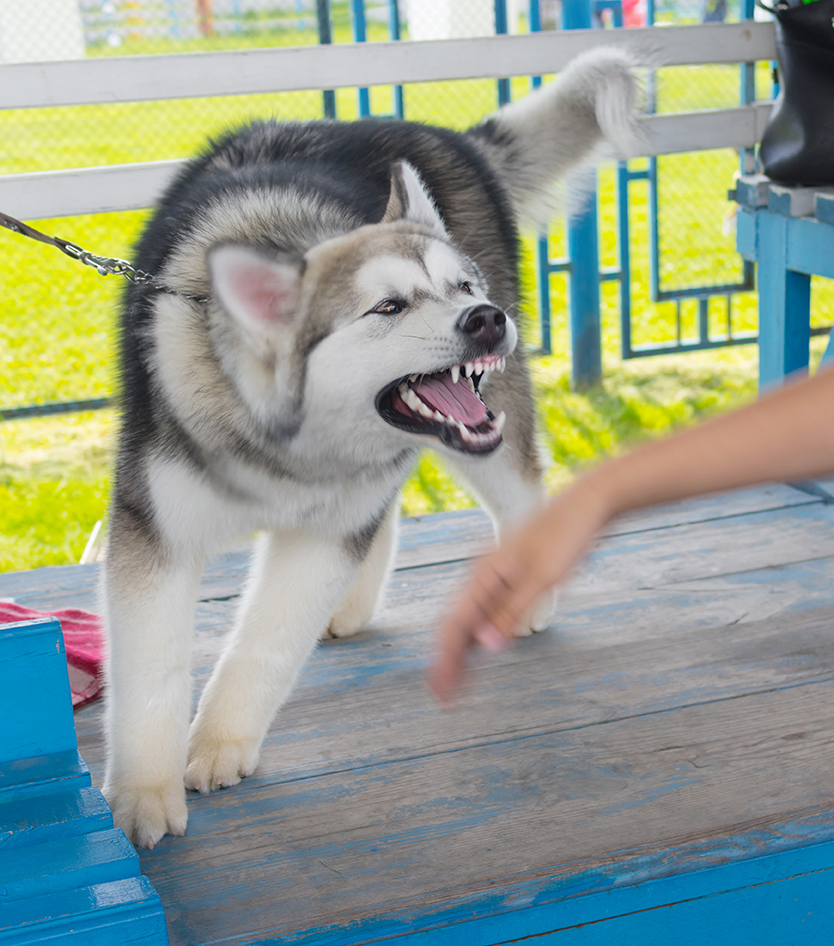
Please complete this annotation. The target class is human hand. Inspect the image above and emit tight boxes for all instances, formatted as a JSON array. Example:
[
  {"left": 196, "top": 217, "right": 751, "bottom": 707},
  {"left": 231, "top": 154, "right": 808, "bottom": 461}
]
[{"left": 427, "top": 475, "right": 612, "bottom": 704}]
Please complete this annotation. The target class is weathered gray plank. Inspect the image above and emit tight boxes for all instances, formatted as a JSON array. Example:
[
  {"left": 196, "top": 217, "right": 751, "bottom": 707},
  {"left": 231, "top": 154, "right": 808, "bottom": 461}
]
[
  {"left": 393, "top": 484, "right": 821, "bottom": 572},
  {"left": 137, "top": 676, "right": 834, "bottom": 944},
  {"left": 73, "top": 581, "right": 834, "bottom": 801},
  {"left": 72, "top": 498, "right": 834, "bottom": 781}
]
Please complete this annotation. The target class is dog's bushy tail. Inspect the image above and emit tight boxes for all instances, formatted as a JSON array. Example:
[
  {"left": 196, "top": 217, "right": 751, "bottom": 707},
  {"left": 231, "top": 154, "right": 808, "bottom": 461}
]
[{"left": 470, "top": 47, "right": 642, "bottom": 228}]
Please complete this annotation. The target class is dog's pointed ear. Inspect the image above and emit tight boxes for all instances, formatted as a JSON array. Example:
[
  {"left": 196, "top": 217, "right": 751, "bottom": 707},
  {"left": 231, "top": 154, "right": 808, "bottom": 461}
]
[
  {"left": 381, "top": 161, "right": 449, "bottom": 239},
  {"left": 208, "top": 245, "right": 301, "bottom": 338}
]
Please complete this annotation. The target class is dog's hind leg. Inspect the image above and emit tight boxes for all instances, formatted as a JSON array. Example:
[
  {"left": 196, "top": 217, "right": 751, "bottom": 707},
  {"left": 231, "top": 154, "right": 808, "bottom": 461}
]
[
  {"left": 185, "top": 529, "right": 360, "bottom": 794},
  {"left": 102, "top": 513, "right": 205, "bottom": 849},
  {"left": 444, "top": 447, "right": 556, "bottom": 635},
  {"left": 440, "top": 367, "right": 555, "bottom": 635},
  {"left": 326, "top": 501, "right": 399, "bottom": 639}
]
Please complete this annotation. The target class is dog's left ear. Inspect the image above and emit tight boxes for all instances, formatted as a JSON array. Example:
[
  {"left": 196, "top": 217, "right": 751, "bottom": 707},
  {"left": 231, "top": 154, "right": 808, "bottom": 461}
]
[
  {"left": 208, "top": 244, "right": 302, "bottom": 347},
  {"left": 381, "top": 161, "right": 449, "bottom": 239}
]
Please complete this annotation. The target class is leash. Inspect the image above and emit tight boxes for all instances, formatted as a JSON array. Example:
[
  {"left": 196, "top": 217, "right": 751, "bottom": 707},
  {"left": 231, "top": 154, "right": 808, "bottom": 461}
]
[{"left": 0, "top": 211, "right": 206, "bottom": 301}]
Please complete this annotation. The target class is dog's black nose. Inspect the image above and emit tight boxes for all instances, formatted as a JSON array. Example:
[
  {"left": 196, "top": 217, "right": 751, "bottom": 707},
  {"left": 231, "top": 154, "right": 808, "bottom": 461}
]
[{"left": 457, "top": 304, "right": 506, "bottom": 349}]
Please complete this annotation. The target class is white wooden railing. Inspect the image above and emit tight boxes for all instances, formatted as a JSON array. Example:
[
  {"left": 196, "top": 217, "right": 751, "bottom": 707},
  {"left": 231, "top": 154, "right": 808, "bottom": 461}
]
[{"left": 0, "top": 21, "right": 776, "bottom": 221}]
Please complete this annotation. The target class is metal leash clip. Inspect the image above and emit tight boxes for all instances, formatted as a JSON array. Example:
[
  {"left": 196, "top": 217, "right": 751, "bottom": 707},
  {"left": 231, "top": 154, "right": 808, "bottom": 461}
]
[
  {"left": 52, "top": 237, "right": 153, "bottom": 282},
  {"left": 0, "top": 209, "right": 207, "bottom": 301}
]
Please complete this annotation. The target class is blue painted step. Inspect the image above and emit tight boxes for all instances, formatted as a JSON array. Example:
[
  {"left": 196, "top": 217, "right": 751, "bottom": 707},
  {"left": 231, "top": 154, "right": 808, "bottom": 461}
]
[
  {"left": 0, "top": 829, "right": 139, "bottom": 905},
  {"left": 0, "top": 616, "right": 169, "bottom": 943},
  {"left": 0, "top": 876, "right": 168, "bottom": 944},
  {"left": 0, "top": 786, "right": 112, "bottom": 851},
  {"left": 0, "top": 750, "right": 90, "bottom": 801},
  {"left": 0, "top": 618, "right": 77, "bottom": 763}
]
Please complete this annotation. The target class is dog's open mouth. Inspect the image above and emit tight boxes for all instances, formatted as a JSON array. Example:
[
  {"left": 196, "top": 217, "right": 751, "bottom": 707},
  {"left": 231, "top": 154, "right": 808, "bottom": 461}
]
[{"left": 376, "top": 354, "right": 507, "bottom": 454}]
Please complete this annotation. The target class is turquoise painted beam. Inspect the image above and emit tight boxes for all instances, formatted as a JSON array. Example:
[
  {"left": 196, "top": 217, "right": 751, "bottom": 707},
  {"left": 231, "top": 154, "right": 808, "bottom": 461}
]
[
  {"left": 0, "top": 877, "right": 168, "bottom": 945},
  {"left": 257, "top": 835, "right": 834, "bottom": 945},
  {"left": 0, "top": 750, "right": 90, "bottom": 802},
  {"left": 0, "top": 786, "right": 112, "bottom": 851},
  {"left": 0, "top": 618, "right": 76, "bottom": 763},
  {"left": 0, "top": 829, "right": 139, "bottom": 904}
]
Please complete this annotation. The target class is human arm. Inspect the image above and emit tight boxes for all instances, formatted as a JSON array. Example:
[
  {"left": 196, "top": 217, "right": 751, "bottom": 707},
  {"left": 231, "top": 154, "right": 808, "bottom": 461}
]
[{"left": 429, "top": 365, "right": 834, "bottom": 703}]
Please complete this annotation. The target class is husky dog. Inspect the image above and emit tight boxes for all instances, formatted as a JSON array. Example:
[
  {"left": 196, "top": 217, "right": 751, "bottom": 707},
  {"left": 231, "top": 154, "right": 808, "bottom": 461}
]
[{"left": 103, "top": 47, "right": 639, "bottom": 848}]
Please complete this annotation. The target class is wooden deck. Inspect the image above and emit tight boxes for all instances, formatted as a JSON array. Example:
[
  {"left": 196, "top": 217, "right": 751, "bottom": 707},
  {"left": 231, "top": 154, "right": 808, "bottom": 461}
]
[{"left": 4, "top": 484, "right": 834, "bottom": 943}]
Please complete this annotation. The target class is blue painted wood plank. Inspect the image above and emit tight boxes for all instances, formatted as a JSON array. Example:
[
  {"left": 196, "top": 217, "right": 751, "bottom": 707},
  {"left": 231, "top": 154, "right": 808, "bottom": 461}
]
[
  {"left": 0, "top": 618, "right": 77, "bottom": 763},
  {"left": 0, "top": 786, "right": 112, "bottom": 851},
  {"left": 222, "top": 836, "right": 834, "bottom": 945},
  {"left": 0, "top": 829, "right": 139, "bottom": 904},
  {"left": 0, "top": 876, "right": 169, "bottom": 945},
  {"left": 817, "top": 192, "right": 834, "bottom": 227},
  {"left": 526, "top": 871, "right": 834, "bottom": 944},
  {"left": 0, "top": 750, "right": 90, "bottom": 801},
  {"left": 755, "top": 211, "right": 812, "bottom": 389},
  {"left": 784, "top": 216, "right": 834, "bottom": 281},
  {"left": 735, "top": 205, "right": 756, "bottom": 259}
]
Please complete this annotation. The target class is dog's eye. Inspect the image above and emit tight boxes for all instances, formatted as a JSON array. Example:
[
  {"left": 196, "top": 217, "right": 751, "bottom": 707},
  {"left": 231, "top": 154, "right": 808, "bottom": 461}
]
[
  {"left": 374, "top": 299, "right": 404, "bottom": 315},
  {"left": 459, "top": 281, "right": 473, "bottom": 295}
]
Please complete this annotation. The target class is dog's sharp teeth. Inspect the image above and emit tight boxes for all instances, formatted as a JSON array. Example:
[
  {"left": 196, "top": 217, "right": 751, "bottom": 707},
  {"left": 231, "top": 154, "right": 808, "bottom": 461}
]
[
  {"left": 464, "top": 362, "right": 474, "bottom": 378},
  {"left": 433, "top": 410, "right": 445, "bottom": 422},
  {"left": 450, "top": 365, "right": 460, "bottom": 385},
  {"left": 499, "top": 357, "right": 506, "bottom": 373},
  {"left": 410, "top": 374, "right": 418, "bottom": 383},
  {"left": 398, "top": 383, "right": 409, "bottom": 398},
  {"left": 494, "top": 410, "right": 506, "bottom": 434},
  {"left": 466, "top": 377, "right": 476, "bottom": 393},
  {"left": 474, "top": 363, "right": 484, "bottom": 376},
  {"left": 460, "top": 423, "right": 473, "bottom": 443}
]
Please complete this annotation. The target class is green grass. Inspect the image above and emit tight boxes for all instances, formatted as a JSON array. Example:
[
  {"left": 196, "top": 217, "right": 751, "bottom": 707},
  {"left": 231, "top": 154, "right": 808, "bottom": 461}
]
[{"left": 2, "top": 37, "right": 834, "bottom": 572}]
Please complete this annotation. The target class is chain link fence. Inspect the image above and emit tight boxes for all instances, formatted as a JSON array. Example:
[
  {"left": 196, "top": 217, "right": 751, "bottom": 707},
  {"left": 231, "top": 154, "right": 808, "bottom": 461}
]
[{"left": 2, "top": 1, "right": 829, "bottom": 416}]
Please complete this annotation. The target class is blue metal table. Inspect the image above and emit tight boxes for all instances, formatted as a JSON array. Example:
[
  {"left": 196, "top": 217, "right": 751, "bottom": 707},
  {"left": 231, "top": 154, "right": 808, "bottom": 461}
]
[{"left": 733, "top": 174, "right": 834, "bottom": 389}]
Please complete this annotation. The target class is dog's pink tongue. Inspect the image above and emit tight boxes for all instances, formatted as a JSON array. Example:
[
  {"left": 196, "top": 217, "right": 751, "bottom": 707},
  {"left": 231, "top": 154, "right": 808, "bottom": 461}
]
[{"left": 413, "top": 374, "right": 487, "bottom": 426}]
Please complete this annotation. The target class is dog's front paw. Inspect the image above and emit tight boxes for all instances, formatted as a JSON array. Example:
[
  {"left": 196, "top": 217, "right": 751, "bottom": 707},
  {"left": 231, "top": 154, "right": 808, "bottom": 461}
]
[
  {"left": 513, "top": 589, "right": 557, "bottom": 637},
  {"left": 325, "top": 592, "right": 376, "bottom": 639},
  {"left": 104, "top": 779, "right": 188, "bottom": 849},
  {"left": 185, "top": 733, "right": 260, "bottom": 794}
]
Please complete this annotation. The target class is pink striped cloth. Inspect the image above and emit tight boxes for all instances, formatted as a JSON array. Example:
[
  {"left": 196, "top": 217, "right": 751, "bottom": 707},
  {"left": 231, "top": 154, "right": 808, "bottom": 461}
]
[{"left": 0, "top": 601, "right": 104, "bottom": 708}]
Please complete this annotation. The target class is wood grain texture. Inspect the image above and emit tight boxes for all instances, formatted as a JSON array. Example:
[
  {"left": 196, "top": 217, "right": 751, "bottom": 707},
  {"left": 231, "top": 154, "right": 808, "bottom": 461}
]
[{"left": 5, "top": 486, "right": 834, "bottom": 942}]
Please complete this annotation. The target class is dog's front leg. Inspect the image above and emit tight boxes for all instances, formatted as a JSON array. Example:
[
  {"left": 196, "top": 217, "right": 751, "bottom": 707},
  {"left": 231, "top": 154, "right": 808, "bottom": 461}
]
[
  {"left": 327, "top": 500, "right": 399, "bottom": 638},
  {"left": 102, "top": 517, "right": 204, "bottom": 849},
  {"left": 185, "top": 529, "right": 359, "bottom": 793}
]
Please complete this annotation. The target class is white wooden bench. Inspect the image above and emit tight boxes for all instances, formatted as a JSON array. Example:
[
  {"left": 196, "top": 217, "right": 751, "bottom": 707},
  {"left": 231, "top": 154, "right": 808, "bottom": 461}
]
[{"left": 0, "top": 22, "right": 776, "bottom": 220}]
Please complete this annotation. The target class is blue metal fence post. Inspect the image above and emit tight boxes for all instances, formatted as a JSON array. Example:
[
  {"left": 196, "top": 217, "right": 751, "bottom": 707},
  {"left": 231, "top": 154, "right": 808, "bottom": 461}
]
[
  {"left": 389, "top": 0, "right": 405, "bottom": 118},
  {"left": 562, "top": 0, "right": 602, "bottom": 389},
  {"left": 528, "top": 0, "right": 552, "bottom": 354},
  {"left": 494, "top": 0, "right": 511, "bottom": 106},
  {"left": 316, "top": 0, "right": 337, "bottom": 118},
  {"left": 350, "top": 0, "right": 404, "bottom": 119},
  {"left": 350, "top": 0, "right": 372, "bottom": 116}
]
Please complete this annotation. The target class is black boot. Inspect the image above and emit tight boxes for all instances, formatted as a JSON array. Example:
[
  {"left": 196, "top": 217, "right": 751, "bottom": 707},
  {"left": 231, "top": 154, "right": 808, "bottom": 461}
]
[{"left": 759, "top": 0, "right": 834, "bottom": 185}]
